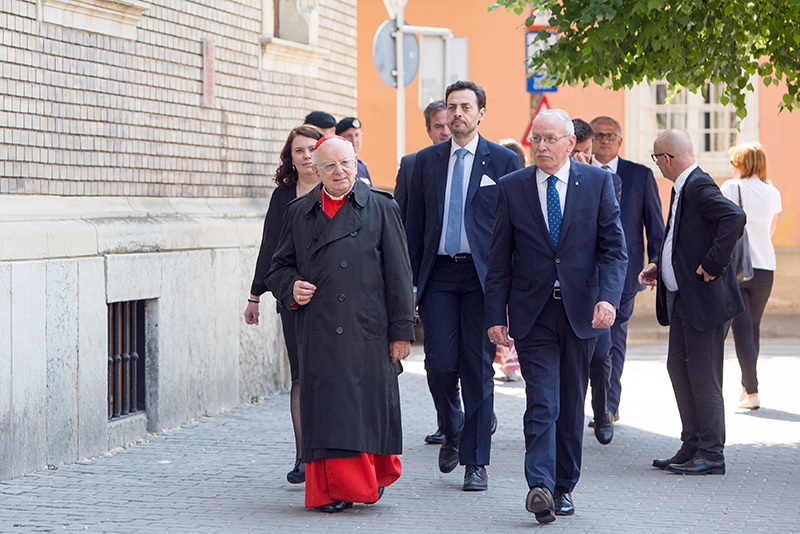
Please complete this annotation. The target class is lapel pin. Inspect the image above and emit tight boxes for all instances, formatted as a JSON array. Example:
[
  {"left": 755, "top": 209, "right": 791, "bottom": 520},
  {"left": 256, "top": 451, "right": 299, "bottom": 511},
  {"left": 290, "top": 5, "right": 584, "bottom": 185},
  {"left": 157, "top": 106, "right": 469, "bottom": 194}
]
[
  {"left": 482, "top": 161, "right": 485, "bottom": 165},
  {"left": 575, "top": 182, "right": 579, "bottom": 185}
]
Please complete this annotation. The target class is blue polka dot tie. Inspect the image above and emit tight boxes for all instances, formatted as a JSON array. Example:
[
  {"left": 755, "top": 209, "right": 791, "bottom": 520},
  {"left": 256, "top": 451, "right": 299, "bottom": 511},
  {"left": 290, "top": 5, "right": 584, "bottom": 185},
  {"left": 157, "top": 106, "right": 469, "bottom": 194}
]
[
  {"left": 547, "top": 175, "right": 562, "bottom": 248},
  {"left": 445, "top": 148, "right": 468, "bottom": 257}
]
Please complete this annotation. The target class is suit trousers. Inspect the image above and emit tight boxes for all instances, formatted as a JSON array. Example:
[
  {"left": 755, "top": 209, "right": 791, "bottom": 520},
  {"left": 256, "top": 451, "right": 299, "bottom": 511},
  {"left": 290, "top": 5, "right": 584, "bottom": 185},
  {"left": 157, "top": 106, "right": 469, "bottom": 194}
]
[
  {"left": 516, "top": 294, "right": 595, "bottom": 493},
  {"left": 418, "top": 256, "right": 494, "bottom": 466},
  {"left": 666, "top": 292, "right": 726, "bottom": 461},
  {"left": 606, "top": 290, "right": 637, "bottom": 416},
  {"left": 588, "top": 330, "right": 612, "bottom": 422}
]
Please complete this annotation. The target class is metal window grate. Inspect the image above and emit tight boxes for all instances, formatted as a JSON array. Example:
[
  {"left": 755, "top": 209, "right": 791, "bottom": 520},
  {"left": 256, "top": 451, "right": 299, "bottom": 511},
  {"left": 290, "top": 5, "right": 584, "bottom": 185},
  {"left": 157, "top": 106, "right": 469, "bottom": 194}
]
[{"left": 108, "top": 300, "right": 146, "bottom": 420}]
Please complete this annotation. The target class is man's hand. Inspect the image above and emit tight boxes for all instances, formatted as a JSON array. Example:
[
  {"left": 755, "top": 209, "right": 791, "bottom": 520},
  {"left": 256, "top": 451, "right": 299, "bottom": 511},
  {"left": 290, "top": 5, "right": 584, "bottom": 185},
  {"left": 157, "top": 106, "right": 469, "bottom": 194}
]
[
  {"left": 487, "top": 325, "right": 510, "bottom": 348},
  {"left": 390, "top": 340, "right": 411, "bottom": 363},
  {"left": 696, "top": 264, "right": 717, "bottom": 282},
  {"left": 570, "top": 151, "right": 594, "bottom": 165},
  {"left": 639, "top": 262, "right": 658, "bottom": 289},
  {"left": 292, "top": 280, "right": 317, "bottom": 306},
  {"left": 592, "top": 301, "right": 616, "bottom": 329},
  {"left": 244, "top": 301, "right": 259, "bottom": 325}
]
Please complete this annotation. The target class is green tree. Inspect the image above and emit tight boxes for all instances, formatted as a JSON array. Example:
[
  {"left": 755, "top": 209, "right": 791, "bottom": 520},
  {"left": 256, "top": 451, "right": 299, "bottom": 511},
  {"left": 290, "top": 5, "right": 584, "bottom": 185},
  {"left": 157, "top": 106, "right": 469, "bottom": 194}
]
[{"left": 489, "top": 0, "right": 800, "bottom": 117}]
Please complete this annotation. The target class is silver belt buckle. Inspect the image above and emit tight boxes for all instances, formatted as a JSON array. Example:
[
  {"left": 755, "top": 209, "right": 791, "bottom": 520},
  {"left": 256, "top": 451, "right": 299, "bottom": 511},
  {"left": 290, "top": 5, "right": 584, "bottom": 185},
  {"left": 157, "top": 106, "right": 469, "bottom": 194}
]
[{"left": 552, "top": 287, "right": 562, "bottom": 300}]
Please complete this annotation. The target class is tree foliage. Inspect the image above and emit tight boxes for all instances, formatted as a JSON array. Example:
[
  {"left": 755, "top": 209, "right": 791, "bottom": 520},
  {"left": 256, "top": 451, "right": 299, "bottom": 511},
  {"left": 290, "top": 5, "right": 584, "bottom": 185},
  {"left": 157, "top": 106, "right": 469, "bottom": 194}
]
[{"left": 489, "top": 0, "right": 800, "bottom": 117}]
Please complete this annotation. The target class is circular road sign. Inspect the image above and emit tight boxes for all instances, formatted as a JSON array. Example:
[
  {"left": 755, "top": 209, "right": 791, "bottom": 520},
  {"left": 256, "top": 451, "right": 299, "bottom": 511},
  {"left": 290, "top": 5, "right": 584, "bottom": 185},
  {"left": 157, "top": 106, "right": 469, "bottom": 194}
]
[{"left": 373, "top": 19, "right": 419, "bottom": 89}]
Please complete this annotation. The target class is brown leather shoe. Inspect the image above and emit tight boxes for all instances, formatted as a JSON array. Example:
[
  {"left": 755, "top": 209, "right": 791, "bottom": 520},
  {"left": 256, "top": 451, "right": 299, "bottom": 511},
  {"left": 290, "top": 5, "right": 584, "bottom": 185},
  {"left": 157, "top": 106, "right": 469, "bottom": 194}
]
[{"left": 526, "top": 486, "right": 556, "bottom": 524}]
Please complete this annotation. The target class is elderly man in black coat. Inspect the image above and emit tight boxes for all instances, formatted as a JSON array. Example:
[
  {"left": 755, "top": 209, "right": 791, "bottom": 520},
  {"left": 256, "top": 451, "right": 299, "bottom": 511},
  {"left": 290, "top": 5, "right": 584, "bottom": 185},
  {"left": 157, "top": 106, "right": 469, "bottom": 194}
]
[{"left": 266, "top": 135, "right": 415, "bottom": 513}]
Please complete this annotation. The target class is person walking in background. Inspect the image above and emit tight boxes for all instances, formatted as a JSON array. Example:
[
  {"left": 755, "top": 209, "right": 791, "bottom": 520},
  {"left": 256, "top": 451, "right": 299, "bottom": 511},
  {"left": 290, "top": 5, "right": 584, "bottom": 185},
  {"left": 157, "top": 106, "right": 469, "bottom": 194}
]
[
  {"left": 590, "top": 116, "right": 664, "bottom": 423},
  {"left": 336, "top": 117, "right": 371, "bottom": 185},
  {"left": 485, "top": 109, "right": 627, "bottom": 523},
  {"left": 244, "top": 124, "right": 323, "bottom": 485},
  {"left": 405, "top": 80, "right": 522, "bottom": 492},
  {"left": 266, "top": 135, "right": 415, "bottom": 513},
  {"left": 720, "top": 142, "right": 782, "bottom": 410},
  {"left": 640, "top": 129, "right": 745, "bottom": 476}
]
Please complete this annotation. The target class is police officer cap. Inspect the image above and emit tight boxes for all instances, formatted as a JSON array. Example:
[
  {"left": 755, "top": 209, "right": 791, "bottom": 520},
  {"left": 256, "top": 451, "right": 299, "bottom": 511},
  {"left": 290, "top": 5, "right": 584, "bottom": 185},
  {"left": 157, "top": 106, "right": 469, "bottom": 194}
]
[
  {"left": 335, "top": 117, "right": 361, "bottom": 135},
  {"left": 305, "top": 111, "right": 336, "bottom": 129}
]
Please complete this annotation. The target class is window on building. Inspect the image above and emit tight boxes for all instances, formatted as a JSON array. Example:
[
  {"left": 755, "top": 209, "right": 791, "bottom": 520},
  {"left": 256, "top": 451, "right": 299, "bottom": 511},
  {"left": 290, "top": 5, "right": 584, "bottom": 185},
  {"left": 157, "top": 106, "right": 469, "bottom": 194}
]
[
  {"left": 260, "top": 0, "right": 327, "bottom": 77},
  {"left": 40, "top": 0, "right": 149, "bottom": 40},
  {"left": 624, "top": 80, "right": 759, "bottom": 177},
  {"left": 108, "top": 300, "right": 146, "bottom": 420}
]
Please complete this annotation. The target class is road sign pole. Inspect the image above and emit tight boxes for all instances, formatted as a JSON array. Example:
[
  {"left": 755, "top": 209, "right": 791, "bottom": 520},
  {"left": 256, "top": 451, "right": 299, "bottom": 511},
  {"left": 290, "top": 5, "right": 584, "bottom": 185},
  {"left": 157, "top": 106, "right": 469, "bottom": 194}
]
[{"left": 394, "top": 4, "right": 406, "bottom": 166}]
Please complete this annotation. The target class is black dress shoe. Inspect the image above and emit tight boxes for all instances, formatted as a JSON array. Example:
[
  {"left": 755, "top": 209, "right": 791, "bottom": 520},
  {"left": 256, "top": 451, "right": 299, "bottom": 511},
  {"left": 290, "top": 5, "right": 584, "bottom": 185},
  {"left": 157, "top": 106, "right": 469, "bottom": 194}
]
[
  {"left": 666, "top": 456, "right": 725, "bottom": 475},
  {"left": 594, "top": 418, "right": 613, "bottom": 445},
  {"left": 425, "top": 429, "right": 444, "bottom": 445},
  {"left": 286, "top": 458, "right": 305, "bottom": 484},
  {"left": 553, "top": 487, "right": 575, "bottom": 516},
  {"left": 525, "top": 486, "right": 555, "bottom": 524},
  {"left": 463, "top": 465, "right": 488, "bottom": 491},
  {"left": 315, "top": 500, "right": 353, "bottom": 513},
  {"left": 588, "top": 417, "right": 595, "bottom": 428},
  {"left": 652, "top": 448, "right": 696, "bottom": 470},
  {"left": 491, "top": 412, "right": 498, "bottom": 435},
  {"left": 366, "top": 486, "right": 385, "bottom": 504},
  {"left": 438, "top": 427, "right": 462, "bottom": 473}
]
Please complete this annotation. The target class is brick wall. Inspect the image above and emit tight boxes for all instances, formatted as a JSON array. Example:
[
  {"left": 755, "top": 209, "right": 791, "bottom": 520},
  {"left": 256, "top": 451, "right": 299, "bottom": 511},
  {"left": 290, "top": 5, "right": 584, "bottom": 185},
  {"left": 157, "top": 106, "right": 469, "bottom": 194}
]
[{"left": 0, "top": 0, "right": 358, "bottom": 197}]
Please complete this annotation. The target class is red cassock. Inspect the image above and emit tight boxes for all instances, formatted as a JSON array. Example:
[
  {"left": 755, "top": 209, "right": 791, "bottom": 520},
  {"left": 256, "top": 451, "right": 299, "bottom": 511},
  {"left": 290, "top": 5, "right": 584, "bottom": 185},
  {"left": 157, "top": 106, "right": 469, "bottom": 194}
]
[{"left": 305, "top": 453, "right": 402, "bottom": 507}]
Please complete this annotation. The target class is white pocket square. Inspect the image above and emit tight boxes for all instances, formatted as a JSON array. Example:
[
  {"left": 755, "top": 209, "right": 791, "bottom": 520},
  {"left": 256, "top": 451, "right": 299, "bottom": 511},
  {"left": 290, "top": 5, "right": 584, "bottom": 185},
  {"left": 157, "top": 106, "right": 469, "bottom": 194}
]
[{"left": 479, "top": 174, "right": 496, "bottom": 187}]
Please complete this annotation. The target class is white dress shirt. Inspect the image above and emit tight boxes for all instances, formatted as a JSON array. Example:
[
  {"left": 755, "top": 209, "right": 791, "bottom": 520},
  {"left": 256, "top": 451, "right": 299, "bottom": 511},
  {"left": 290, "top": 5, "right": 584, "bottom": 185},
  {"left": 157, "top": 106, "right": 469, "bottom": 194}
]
[
  {"left": 536, "top": 159, "right": 570, "bottom": 232},
  {"left": 438, "top": 134, "right": 479, "bottom": 255},
  {"left": 661, "top": 163, "right": 697, "bottom": 292},
  {"left": 594, "top": 155, "right": 619, "bottom": 174}
]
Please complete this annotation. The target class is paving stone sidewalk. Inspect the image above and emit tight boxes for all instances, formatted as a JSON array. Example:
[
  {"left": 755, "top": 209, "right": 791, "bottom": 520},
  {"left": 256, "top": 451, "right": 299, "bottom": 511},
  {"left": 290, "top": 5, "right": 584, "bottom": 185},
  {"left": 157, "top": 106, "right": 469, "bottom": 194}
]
[{"left": 1, "top": 339, "right": 799, "bottom": 533}]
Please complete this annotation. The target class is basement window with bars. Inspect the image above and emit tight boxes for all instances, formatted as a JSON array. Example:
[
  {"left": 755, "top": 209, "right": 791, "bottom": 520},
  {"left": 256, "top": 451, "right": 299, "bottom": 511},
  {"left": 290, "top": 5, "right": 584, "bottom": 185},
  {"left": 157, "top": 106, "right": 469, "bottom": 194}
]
[{"left": 108, "top": 300, "right": 146, "bottom": 420}]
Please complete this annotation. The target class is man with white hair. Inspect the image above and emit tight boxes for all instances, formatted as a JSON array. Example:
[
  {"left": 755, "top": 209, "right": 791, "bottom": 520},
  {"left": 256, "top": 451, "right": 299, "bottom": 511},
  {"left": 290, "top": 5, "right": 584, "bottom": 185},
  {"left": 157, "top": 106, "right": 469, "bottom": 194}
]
[
  {"left": 484, "top": 109, "right": 627, "bottom": 523},
  {"left": 267, "top": 135, "right": 415, "bottom": 513}
]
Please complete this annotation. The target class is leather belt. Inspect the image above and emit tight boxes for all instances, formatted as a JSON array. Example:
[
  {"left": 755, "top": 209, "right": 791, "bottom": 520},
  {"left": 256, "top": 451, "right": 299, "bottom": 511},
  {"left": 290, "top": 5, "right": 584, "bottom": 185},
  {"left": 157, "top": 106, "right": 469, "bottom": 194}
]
[{"left": 440, "top": 253, "right": 473, "bottom": 263}]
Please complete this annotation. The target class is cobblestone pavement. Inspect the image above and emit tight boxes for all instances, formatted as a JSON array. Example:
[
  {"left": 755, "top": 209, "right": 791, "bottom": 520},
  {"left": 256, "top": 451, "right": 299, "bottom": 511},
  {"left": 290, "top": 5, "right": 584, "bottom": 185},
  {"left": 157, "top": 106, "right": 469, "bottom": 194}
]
[{"left": 2, "top": 339, "right": 799, "bottom": 533}]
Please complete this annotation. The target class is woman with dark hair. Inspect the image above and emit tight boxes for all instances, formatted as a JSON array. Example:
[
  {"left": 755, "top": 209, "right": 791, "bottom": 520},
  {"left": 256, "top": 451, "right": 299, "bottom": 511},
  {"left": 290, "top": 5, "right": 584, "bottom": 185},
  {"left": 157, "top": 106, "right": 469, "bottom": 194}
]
[
  {"left": 244, "top": 124, "right": 324, "bottom": 482},
  {"left": 720, "top": 142, "right": 782, "bottom": 410}
]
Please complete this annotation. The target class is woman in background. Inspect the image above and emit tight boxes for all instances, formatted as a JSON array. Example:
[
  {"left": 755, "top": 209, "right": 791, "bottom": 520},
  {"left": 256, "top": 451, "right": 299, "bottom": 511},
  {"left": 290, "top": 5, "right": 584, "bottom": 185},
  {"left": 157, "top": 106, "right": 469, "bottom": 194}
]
[
  {"left": 720, "top": 142, "right": 782, "bottom": 410},
  {"left": 244, "top": 124, "right": 323, "bottom": 482}
]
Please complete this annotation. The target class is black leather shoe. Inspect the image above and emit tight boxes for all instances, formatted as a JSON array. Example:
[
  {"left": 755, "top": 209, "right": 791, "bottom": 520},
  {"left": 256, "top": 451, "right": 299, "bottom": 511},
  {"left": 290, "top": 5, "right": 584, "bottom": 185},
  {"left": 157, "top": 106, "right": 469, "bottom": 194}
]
[
  {"left": 594, "top": 418, "right": 613, "bottom": 445},
  {"left": 666, "top": 456, "right": 726, "bottom": 475},
  {"left": 463, "top": 465, "right": 488, "bottom": 491},
  {"left": 366, "top": 486, "right": 385, "bottom": 505},
  {"left": 491, "top": 412, "right": 498, "bottom": 435},
  {"left": 438, "top": 427, "right": 462, "bottom": 473},
  {"left": 588, "top": 417, "right": 595, "bottom": 428},
  {"left": 652, "top": 447, "right": 696, "bottom": 470},
  {"left": 315, "top": 500, "right": 353, "bottom": 513},
  {"left": 553, "top": 487, "right": 575, "bottom": 516},
  {"left": 526, "top": 486, "right": 556, "bottom": 524},
  {"left": 286, "top": 458, "right": 305, "bottom": 484},
  {"left": 425, "top": 429, "right": 444, "bottom": 445}
]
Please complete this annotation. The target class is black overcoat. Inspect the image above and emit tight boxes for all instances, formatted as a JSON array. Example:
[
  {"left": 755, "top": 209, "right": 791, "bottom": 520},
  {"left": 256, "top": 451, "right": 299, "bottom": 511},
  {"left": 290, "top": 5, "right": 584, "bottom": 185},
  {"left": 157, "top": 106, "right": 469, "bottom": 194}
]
[{"left": 266, "top": 179, "right": 415, "bottom": 462}]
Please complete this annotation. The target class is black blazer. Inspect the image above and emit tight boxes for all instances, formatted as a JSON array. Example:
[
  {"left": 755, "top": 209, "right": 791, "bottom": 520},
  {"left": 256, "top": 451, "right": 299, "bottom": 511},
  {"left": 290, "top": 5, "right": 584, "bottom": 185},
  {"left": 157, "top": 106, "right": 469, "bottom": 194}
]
[
  {"left": 405, "top": 135, "right": 522, "bottom": 304},
  {"left": 616, "top": 158, "right": 665, "bottom": 293},
  {"left": 250, "top": 186, "right": 297, "bottom": 296},
  {"left": 655, "top": 167, "right": 746, "bottom": 331},
  {"left": 485, "top": 162, "right": 628, "bottom": 340},
  {"left": 394, "top": 152, "right": 416, "bottom": 225}
]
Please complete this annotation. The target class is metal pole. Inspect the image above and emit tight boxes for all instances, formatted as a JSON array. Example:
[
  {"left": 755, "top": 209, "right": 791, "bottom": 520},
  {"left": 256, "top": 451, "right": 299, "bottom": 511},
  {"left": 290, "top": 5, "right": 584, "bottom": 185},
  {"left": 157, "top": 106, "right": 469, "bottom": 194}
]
[{"left": 395, "top": 5, "right": 406, "bottom": 166}]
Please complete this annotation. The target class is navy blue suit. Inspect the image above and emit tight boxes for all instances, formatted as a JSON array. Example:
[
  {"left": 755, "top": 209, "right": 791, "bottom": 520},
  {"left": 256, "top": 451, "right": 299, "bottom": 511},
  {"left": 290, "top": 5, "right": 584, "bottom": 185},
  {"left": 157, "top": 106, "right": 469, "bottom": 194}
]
[
  {"left": 394, "top": 152, "right": 416, "bottom": 225},
  {"left": 484, "top": 161, "right": 627, "bottom": 493},
  {"left": 406, "top": 134, "right": 521, "bottom": 466},
  {"left": 592, "top": 159, "right": 665, "bottom": 419}
]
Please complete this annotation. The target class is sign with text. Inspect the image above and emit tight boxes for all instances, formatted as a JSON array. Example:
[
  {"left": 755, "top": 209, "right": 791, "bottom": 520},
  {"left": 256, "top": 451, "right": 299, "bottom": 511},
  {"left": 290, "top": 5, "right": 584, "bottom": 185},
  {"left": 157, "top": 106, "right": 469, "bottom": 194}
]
[{"left": 525, "top": 29, "right": 558, "bottom": 93}]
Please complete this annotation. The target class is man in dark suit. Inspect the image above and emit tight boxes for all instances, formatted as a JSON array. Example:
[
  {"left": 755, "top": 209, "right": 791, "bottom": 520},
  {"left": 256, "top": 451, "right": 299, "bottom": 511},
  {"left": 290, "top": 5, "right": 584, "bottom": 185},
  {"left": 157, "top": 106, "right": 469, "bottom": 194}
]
[
  {"left": 406, "top": 80, "right": 522, "bottom": 492},
  {"left": 640, "top": 129, "right": 745, "bottom": 476},
  {"left": 395, "top": 100, "right": 451, "bottom": 225},
  {"left": 589, "top": 117, "right": 665, "bottom": 426},
  {"left": 485, "top": 109, "right": 627, "bottom": 523}
]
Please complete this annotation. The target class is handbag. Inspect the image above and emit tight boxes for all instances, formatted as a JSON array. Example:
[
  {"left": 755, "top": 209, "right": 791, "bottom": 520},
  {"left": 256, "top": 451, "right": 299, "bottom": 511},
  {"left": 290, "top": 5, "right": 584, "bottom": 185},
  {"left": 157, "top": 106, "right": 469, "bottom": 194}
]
[{"left": 730, "top": 183, "right": 754, "bottom": 283}]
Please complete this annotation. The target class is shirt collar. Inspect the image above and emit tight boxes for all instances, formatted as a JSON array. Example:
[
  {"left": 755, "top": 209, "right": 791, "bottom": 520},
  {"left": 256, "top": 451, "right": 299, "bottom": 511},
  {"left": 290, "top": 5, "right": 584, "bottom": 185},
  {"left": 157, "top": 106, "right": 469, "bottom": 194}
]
[
  {"left": 536, "top": 158, "right": 572, "bottom": 185},
  {"left": 451, "top": 133, "right": 480, "bottom": 157},
  {"left": 674, "top": 163, "right": 698, "bottom": 194},
  {"left": 594, "top": 155, "right": 619, "bottom": 173}
]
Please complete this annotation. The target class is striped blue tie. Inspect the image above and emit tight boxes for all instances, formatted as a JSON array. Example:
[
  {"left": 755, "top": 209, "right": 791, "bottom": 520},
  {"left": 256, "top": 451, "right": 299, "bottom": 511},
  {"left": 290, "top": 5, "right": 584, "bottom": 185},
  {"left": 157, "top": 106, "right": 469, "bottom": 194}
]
[
  {"left": 547, "top": 175, "right": 562, "bottom": 248},
  {"left": 444, "top": 148, "right": 468, "bottom": 257}
]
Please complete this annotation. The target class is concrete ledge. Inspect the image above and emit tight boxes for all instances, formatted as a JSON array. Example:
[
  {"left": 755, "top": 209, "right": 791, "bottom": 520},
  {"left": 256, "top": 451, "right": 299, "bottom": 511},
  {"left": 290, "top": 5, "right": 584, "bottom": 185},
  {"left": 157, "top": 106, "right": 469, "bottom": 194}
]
[{"left": 107, "top": 413, "right": 148, "bottom": 451}]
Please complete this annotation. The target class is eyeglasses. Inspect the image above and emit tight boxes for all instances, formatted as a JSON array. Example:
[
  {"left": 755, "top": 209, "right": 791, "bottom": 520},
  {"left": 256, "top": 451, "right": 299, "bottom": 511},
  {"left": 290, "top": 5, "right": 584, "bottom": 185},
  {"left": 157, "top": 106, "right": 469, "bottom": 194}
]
[
  {"left": 592, "top": 132, "right": 619, "bottom": 141},
  {"left": 650, "top": 152, "right": 674, "bottom": 162},
  {"left": 316, "top": 158, "right": 356, "bottom": 175},
  {"left": 529, "top": 134, "right": 569, "bottom": 145}
]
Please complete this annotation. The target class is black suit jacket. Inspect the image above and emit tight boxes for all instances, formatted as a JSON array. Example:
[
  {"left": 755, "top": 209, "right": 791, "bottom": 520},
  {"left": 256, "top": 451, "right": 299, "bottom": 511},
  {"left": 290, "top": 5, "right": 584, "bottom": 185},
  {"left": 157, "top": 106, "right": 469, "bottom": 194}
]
[
  {"left": 616, "top": 158, "right": 665, "bottom": 293},
  {"left": 655, "top": 167, "right": 746, "bottom": 331},
  {"left": 485, "top": 162, "right": 628, "bottom": 340},
  {"left": 394, "top": 152, "right": 416, "bottom": 225},
  {"left": 405, "top": 135, "right": 522, "bottom": 304}
]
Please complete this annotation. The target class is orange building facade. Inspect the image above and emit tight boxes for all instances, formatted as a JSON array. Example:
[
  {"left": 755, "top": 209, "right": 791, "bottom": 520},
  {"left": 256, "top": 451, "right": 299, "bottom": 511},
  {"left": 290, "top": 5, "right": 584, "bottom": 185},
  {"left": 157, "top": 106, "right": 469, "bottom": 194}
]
[{"left": 356, "top": 1, "right": 798, "bottom": 311}]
